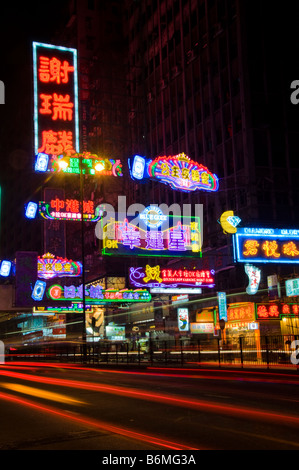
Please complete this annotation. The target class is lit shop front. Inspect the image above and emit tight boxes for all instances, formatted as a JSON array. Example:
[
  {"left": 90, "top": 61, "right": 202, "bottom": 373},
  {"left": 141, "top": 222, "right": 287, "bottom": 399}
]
[
  {"left": 221, "top": 303, "right": 260, "bottom": 345},
  {"left": 256, "top": 302, "right": 299, "bottom": 337}
]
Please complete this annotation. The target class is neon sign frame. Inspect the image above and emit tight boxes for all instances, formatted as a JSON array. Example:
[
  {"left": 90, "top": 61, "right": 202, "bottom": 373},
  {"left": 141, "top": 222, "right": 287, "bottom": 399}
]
[
  {"left": 129, "top": 153, "right": 219, "bottom": 193},
  {"left": 102, "top": 212, "right": 202, "bottom": 258},
  {"left": 32, "top": 42, "right": 80, "bottom": 160},
  {"left": 233, "top": 228, "right": 299, "bottom": 264},
  {"left": 37, "top": 253, "right": 82, "bottom": 279},
  {"left": 47, "top": 284, "right": 151, "bottom": 304},
  {"left": 129, "top": 265, "right": 214, "bottom": 289},
  {"left": 39, "top": 199, "right": 103, "bottom": 222}
]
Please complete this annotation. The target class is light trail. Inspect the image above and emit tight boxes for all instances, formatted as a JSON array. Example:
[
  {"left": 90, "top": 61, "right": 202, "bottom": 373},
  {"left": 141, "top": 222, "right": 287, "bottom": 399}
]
[
  {"left": 1, "top": 368, "right": 299, "bottom": 427},
  {"left": 2, "top": 362, "right": 299, "bottom": 385},
  {"left": 0, "top": 390, "right": 199, "bottom": 450}
]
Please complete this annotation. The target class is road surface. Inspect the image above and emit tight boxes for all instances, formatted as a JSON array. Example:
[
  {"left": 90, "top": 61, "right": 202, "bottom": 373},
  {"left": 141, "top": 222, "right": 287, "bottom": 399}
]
[{"left": 0, "top": 361, "right": 299, "bottom": 451}]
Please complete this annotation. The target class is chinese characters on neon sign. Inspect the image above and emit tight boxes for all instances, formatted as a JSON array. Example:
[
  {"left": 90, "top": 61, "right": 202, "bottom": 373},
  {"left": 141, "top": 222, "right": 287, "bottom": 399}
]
[
  {"left": 227, "top": 303, "right": 255, "bottom": 322},
  {"left": 102, "top": 212, "right": 202, "bottom": 257},
  {"left": 256, "top": 303, "right": 299, "bottom": 320},
  {"left": 33, "top": 42, "right": 79, "bottom": 162},
  {"left": 129, "top": 153, "right": 219, "bottom": 193},
  {"left": 50, "top": 153, "right": 123, "bottom": 176},
  {"left": 39, "top": 198, "right": 103, "bottom": 222},
  {"left": 37, "top": 253, "right": 82, "bottom": 279},
  {"left": 233, "top": 228, "right": 299, "bottom": 264},
  {"left": 129, "top": 265, "right": 215, "bottom": 289},
  {"left": 47, "top": 284, "right": 151, "bottom": 304}
]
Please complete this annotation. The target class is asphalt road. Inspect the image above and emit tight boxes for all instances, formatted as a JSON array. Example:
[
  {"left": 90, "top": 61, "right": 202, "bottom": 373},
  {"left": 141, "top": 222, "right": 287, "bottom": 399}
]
[{"left": 0, "top": 361, "right": 299, "bottom": 452}]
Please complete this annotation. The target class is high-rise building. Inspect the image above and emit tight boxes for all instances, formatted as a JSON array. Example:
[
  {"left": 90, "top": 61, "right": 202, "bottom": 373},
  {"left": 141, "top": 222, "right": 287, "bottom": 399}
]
[{"left": 123, "top": 0, "right": 299, "bottom": 296}]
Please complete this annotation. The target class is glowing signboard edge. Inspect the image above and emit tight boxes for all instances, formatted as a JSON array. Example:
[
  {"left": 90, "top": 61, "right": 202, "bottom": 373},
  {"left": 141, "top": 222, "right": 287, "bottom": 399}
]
[{"left": 32, "top": 41, "right": 80, "bottom": 159}]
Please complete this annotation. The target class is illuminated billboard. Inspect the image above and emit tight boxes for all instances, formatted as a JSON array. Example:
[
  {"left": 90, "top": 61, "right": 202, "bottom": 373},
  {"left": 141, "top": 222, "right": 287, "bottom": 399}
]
[
  {"left": 39, "top": 197, "right": 103, "bottom": 222},
  {"left": 35, "top": 151, "right": 123, "bottom": 176},
  {"left": 129, "top": 265, "right": 214, "bottom": 289},
  {"left": 32, "top": 42, "right": 79, "bottom": 163},
  {"left": 47, "top": 284, "right": 151, "bottom": 304},
  {"left": 256, "top": 302, "right": 299, "bottom": 320},
  {"left": 37, "top": 253, "right": 82, "bottom": 279},
  {"left": 233, "top": 228, "right": 299, "bottom": 264},
  {"left": 128, "top": 153, "right": 219, "bottom": 193},
  {"left": 102, "top": 207, "right": 202, "bottom": 258}
]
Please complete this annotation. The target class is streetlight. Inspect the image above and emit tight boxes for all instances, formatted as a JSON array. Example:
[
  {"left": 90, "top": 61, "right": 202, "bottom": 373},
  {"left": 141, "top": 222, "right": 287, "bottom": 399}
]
[{"left": 58, "top": 155, "right": 105, "bottom": 361}]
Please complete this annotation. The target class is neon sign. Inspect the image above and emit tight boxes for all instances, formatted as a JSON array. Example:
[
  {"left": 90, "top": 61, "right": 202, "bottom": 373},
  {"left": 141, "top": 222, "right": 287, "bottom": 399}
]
[
  {"left": 37, "top": 253, "right": 82, "bottom": 279},
  {"left": 102, "top": 212, "right": 202, "bottom": 258},
  {"left": 140, "top": 206, "right": 167, "bottom": 229},
  {"left": 227, "top": 303, "right": 255, "bottom": 323},
  {"left": 129, "top": 153, "right": 219, "bottom": 193},
  {"left": 47, "top": 284, "right": 151, "bottom": 304},
  {"left": 219, "top": 210, "right": 241, "bottom": 234},
  {"left": 39, "top": 198, "right": 103, "bottom": 222},
  {"left": 286, "top": 279, "right": 299, "bottom": 297},
  {"left": 49, "top": 153, "right": 123, "bottom": 176},
  {"left": 0, "top": 260, "right": 12, "bottom": 277},
  {"left": 33, "top": 42, "right": 79, "bottom": 161},
  {"left": 129, "top": 265, "right": 214, "bottom": 289},
  {"left": 245, "top": 264, "right": 261, "bottom": 295},
  {"left": 178, "top": 308, "right": 189, "bottom": 332},
  {"left": 256, "top": 302, "right": 299, "bottom": 320},
  {"left": 233, "top": 228, "right": 299, "bottom": 264}
]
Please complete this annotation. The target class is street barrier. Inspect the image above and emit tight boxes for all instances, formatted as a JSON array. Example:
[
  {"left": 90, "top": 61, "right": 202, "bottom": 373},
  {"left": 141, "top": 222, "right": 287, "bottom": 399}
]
[{"left": 3, "top": 334, "right": 299, "bottom": 370}]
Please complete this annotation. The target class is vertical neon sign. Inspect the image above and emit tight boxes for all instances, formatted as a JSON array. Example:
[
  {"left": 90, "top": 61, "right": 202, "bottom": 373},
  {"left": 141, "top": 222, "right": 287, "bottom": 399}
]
[{"left": 32, "top": 42, "right": 80, "bottom": 165}]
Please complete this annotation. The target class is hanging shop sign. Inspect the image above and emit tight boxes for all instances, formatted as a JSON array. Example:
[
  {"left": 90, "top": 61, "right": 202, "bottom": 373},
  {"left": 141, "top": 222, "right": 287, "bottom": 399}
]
[
  {"left": 32, "top": 42, "right": 79, "bottom": 161},
  {"left": 37, "top": 253, "right": 82, "bottom": 279},
  {"left": 245, "top": 264, "right": 261, "bottom": 295},
  {"left": 217, "top": 292, "right": 227, "bottom": 321},
  {"left": 129, "top": 265, "right": 214, "bottom": 289},
  {"left": 285, "top": 278, "right": 299, "bottom": 297},
  {"left": 47, "top": 284, "right": 151, "bottom": 304},
  {"left": 34, "top": 152, "right": 123, "bottom": 176},
  {"left": 102, "top": 210, "right": 202, "bottom": 258},
  {"left": 178, "top": 308, "right": 189, "bottom": 332},
  {"left": 128, "top": 153, "right": 219, "bottom": 193},
  {"left": 39, "top": 198, "right": 103, "bottom": 222},
  {"left": 233, "top": 228, "right": 299, "bottom": 264},
  {"left": 256, "top": 302, "right": 299, "bottom": 320}
]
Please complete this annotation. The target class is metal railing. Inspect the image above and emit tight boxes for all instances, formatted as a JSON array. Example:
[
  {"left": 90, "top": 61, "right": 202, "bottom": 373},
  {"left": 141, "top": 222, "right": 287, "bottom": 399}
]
[{"left": 5, "top": 334, "right": 299, "bottom": 370}]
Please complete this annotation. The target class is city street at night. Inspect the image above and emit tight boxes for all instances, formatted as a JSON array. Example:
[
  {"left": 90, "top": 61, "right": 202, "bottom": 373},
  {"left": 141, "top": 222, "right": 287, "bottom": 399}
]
[
  {"left": 1, "top": 0, "right": 299, "bottom": 456},
  {"left": 0, "top": 362, "right": 299, "bottom": 451}
]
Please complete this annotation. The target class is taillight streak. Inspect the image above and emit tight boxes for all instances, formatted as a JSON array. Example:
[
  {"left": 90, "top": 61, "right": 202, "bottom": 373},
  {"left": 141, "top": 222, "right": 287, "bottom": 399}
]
[{"left": 0, "top": 368, "right": 299, "bottom": 426}]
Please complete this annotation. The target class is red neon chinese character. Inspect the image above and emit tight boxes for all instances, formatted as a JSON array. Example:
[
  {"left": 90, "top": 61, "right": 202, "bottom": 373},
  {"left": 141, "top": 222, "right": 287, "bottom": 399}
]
[
  {"left": 257, "top": 305, "right": 268, "bottom": 318},
  {"left": 243, "top": 240, "right": 260, "bottom": 256},
  {"left": 262, "top": 241, "right": 280, "bottom": 258},
  {"left": 292, "top": 304, "right": 299, "bottom": 315},
  {"left": 51, "top": 198, "right": 65, "bottom": 211},
  {"left": 65, "top": 199, "right": 80, "bottom": 213},
  {"left": 38, "top": 130, "right": 75, "bottom": 156},
  {"left": 52, "top": 94, "right": 74, "bottom": 121},
  {"left": 39, "top": 56, "right": 74, "bottom": 84},
  {"left": 39, "top": 94, "right": 74, "bottom": 121},
  {"left": 283, "top": 242, "right": 299, "bottom": 257},
  {"left": 282, "top": 304, "right": 291, "bottom": 315},
  {"left": 269, "top": 304, "right": 280, "bottom": 317},
  {"left": 83, "top": 200, "right": 94, "bottom": 214}
]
